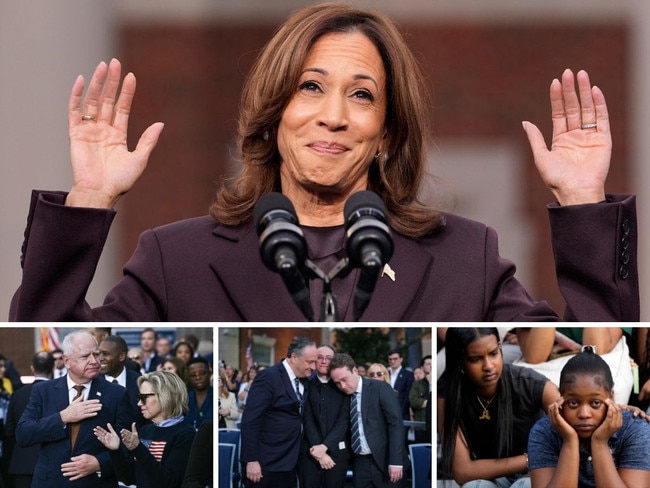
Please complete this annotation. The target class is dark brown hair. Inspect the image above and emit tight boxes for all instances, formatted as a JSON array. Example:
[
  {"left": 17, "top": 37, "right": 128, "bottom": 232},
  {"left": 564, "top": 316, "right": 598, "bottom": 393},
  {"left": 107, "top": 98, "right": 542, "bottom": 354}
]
[{"left": 210, "top": 2, "right": 444, "bottom": 237}]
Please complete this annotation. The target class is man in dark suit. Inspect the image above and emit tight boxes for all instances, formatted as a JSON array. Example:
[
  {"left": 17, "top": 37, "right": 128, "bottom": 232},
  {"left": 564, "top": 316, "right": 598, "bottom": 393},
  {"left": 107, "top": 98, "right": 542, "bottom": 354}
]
[
  {"left": 241, "top": 337, "right": 318, "bottom": 488},
  {"left": 140, "top": 328, "right": 164, "bottom": 373},
  {"left": 387, "top": 349, "right": 414, "bottom": 424},
  {"left": 98, "top": 335, "right": 145, "bottom": 426},
  {"left": 16, "top": 330, "right": 133, "bottom": 488},
  {"left": 4, "top": 351, "right": 53, "bottom": 488},
  {"left": 299, "top": 344, "right": 350, "bottom": 488},
  {"left": 330, "top": 353, "right": 405, "bottom": 488}
]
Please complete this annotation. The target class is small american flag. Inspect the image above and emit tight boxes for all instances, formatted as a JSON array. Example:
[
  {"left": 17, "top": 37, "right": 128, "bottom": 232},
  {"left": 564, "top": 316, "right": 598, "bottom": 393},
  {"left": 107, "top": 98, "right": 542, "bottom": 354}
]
[{"left": 148, "top": 440, "right": 167, "bottom": 461}]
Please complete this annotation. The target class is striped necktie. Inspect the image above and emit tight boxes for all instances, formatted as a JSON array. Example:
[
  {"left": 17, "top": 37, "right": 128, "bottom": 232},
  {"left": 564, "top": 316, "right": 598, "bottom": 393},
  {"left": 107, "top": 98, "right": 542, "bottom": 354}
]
[
  {"left": 294, "top": 378, "right": 304, "bottom": 410},
  {"left": 350, "top": 391, "right": 361, "bottom": 454}
]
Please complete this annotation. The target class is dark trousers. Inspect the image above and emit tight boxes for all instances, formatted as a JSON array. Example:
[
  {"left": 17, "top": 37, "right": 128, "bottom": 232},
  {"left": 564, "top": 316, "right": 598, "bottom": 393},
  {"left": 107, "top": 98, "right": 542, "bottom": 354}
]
[
  {"left": 352, "top": 454, "right": 402, "bottom": 488},
  {"left": 298, "top": 452, "right": 348, "bottom": 488},
  {"left": 9, "top": 475, "right": 32, "bottom": 488},
  {"left": 242, "top": 469, "right": 297, "bottom": 488}
]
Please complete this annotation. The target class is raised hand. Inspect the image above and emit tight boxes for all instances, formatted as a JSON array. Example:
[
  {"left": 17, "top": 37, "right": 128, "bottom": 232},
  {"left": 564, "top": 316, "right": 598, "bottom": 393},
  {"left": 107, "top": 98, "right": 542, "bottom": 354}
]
[
  {"left": 119, "top": 422, "right": 140, "bottom": 451},
  {"left": 66, "top": 58, "right": 164, "bottom": 209},
  {"left": 93, "top": 423, "right": 121, "bottom": 450},
  {"left": 523, "top": 69, "right": 611, "bottom": 206}
]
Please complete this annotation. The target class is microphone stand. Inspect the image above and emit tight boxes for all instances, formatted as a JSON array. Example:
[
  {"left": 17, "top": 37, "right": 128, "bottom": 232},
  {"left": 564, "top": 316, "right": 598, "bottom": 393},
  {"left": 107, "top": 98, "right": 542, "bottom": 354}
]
[{"left": 302, "top": 258, "right": 353, "bottom": 322}]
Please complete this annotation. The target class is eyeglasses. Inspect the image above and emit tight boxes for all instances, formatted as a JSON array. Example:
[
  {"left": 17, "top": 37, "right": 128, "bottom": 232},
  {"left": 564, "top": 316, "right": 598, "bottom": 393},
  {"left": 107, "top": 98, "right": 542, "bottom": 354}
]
[
  {"left": 137, "top": 393, "right": 156, "bottom": 403},
  {"left": 368, "top": 371, "right": 384, "bottom": 377},
  {"left": 317, "top": 355, "right": 333, "bottom": 361}
]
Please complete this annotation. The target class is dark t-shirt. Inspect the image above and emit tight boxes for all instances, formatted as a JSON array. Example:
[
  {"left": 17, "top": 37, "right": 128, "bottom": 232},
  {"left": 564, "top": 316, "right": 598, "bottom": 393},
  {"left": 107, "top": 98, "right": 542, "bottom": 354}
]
[{"left": 446, "top": 364, "right": 548, "bottom": 459}]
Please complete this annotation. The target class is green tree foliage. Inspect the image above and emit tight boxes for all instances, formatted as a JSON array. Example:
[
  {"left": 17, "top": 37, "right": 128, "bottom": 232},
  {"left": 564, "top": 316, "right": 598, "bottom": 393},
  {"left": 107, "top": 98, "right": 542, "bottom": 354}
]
[{"left": 333, "top": 328, "right": 391, "bottom": 365}]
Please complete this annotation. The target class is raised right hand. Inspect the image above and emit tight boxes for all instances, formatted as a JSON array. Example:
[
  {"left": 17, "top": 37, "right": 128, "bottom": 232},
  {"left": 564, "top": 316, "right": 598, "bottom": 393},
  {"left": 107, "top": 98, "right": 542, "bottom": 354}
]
[{"left": 66, "top": 58, "right": 164, "bottom": 209}]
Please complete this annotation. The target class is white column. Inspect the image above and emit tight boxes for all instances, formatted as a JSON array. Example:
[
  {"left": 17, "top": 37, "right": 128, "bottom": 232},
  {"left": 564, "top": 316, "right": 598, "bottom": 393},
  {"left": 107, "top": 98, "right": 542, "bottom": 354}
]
[
  {"left": 0, "top": 1, "right": 118, "bottom": 317},
  {"left": 630, "top": 0, "right": 650, "bottom": 320}
]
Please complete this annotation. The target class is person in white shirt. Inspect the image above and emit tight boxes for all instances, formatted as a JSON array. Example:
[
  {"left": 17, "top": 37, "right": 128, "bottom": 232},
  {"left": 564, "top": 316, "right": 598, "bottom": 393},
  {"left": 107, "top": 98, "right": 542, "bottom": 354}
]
[
  {"left": 99, "top": 335, "right": 144, "bottom": 426},
  {"left": 52, "top": 349, "right": 67, "bottom": 379}
]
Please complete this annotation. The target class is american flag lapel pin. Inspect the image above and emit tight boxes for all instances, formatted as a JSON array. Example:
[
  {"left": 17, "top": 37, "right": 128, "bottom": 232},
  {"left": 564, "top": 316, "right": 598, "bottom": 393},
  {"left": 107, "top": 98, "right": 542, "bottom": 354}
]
[{"left": 381, "top": 263, "right": 396, "bottom": 281}]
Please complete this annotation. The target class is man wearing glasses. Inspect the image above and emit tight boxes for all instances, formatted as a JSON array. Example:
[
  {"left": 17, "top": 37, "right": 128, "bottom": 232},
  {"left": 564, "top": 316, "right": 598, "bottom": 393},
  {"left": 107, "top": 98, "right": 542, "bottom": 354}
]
[
  {"left": 299, "top": 344, "right": 350, "bottom": 488},
  {"left": 387, "top": 349, "right": 414, "bottom": 424},
  {"left": 16, "top": 330, "right": 132, "bottom": 488},
  {"left": 52, "top": 348, "right": 67, "bottom": 379}
]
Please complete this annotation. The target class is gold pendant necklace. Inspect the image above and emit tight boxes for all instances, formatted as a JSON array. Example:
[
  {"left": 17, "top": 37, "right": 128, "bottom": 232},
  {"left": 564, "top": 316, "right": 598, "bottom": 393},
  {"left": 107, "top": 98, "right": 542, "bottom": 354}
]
[{"left": 477, "top": 395, "right": 496, "bottom": 420}]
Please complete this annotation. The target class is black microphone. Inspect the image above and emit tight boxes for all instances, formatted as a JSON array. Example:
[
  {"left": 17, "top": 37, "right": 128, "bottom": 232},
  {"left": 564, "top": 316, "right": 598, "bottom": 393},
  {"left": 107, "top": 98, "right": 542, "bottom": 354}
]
[
  {"left": 344, "top": 191, "right": 394, "bottom": 321},
  {"left": 254, "top": 193, "right": 314, "bottom": 321}
]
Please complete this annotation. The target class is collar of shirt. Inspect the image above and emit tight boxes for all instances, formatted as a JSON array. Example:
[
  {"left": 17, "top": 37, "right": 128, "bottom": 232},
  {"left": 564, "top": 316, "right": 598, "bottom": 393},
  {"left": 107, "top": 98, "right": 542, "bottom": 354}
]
[
  {"left": 105, "top": 367, "right": 127, "bottom": 387},
  {"left": 154, "top": 415, "right": 185, "bottom": 427},
  {"left": 66, "top": 377, "right": 92, "bottom": 401},
  {"left": 355, "top": 377, "right": 364, "bottom": 396},
  {"left": 390, "top": 366, "right": 402, "bottom": 387},
  {"left": 282, "top": 359, "right": 303, "bottom": 394}
]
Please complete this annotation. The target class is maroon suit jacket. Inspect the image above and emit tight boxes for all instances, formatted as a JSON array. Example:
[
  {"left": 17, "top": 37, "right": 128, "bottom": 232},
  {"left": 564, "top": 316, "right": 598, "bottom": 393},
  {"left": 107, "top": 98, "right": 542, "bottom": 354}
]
[{"left": 9, "top": 190, "right": 639, "bottom": 321}]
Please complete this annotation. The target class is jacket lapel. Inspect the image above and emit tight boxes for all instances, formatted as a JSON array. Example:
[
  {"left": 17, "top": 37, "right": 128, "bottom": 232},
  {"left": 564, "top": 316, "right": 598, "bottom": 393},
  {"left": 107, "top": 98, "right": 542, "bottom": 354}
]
[
  {"left": 55, "top": 377, "right": 70, "bottom": 414},
  {"left": 209, "top": 224, "right": 309, "bottom": 321},
  {"left": 350, "top": 233, "right": 434, "bottom": 321}
]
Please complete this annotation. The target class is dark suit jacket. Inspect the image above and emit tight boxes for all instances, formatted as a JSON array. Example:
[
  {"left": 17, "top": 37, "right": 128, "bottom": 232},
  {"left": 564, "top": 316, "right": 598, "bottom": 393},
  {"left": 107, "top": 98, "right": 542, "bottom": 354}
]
[
  {"left": 240, "top": 361, "right": 305, "bottom": 473},
  {"left": 143, "top": 353, "right": 164, "bottom": 373},
  {"left": 391, "top": 367, "right": 414, "bottom": 420},
  {"left": 10, "top": 190, "right": 639, "bottom": 322},
  {"left": 356, "top": 377, "right": 405, "bottom": 475},
  {"left": 16, "top": 376, "right": 133, "bottom": 488},
  {"left": 302, "top": 377, "right": 350, "bottom": 463},
  {"left": 4, "top": 378, "right": 48, "bottom": 476},
  {"left": 101, "top": 368, "right": 145, "bottom": 427}
]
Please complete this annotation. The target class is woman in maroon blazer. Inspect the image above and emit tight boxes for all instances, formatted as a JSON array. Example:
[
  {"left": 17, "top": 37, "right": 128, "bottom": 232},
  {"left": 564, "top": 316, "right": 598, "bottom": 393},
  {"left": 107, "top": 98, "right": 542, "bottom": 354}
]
[{"left": 10, "top": 4, "right": 638, "bottom": 322}]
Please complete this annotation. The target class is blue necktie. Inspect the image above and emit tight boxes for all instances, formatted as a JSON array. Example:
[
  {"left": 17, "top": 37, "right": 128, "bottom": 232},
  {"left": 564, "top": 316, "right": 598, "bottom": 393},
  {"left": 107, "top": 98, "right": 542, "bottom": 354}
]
[{"left": 350, "top": 392, "right": 361, "bottom": 454}]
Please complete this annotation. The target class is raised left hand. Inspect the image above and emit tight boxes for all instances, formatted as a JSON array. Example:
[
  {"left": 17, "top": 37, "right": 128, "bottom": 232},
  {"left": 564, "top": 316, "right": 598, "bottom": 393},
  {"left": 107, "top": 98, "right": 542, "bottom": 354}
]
[{"left": 523, "top": 69, "right": 611, "bottom": 206}]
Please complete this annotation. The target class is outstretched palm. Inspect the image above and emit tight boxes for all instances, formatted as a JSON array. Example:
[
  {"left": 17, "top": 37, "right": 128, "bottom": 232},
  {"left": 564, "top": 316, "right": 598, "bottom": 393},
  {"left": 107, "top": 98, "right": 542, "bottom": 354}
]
[
  {"left": 523, "top": 69, "right": 611, "bottom": 206},
  {"left": 67, "top": 59, "right": 164, "bottom": 209}
]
